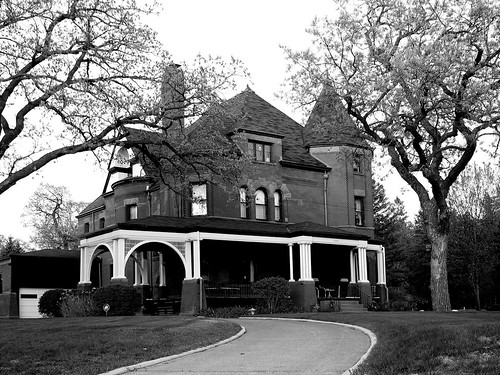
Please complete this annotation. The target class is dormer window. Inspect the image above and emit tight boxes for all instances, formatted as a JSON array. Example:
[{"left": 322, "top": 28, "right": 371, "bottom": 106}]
[
  {"left": 248, "top": 141, "right": 271, "bottom": 163},
  {"left": 191, "top": 184, "right": 207, "bottom": 216}
]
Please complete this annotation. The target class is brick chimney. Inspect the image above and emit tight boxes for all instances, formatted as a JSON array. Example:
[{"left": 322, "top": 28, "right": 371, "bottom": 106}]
[{"left": 161, "top": 63, "right": 185, "bottom": 135}]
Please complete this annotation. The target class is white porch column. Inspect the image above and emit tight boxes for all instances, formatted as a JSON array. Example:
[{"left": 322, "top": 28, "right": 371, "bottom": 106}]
[
  {"left": 159, "top": 252, "right": 166, "bottom": 286},
  {"left": 357, "top": 246, "right": 369, "bottom": 282},
  {"left": 184, "top": 241, "right": 193, "bottom": 279},
  {"left": 376, "top": 247, "right": 387, "bottom": 284},
  {"left": 79, "top": 246, "right": 91, "bottom": 284},
  {"left": 288, "top": 243, "right": 294, "bottom": 282},
  {"left": 134, "top": 256, "right": 141, "bottom": 286},
  {"left": 193, "top": 232, "right": 201, "bottom": 279},
  {"left": 298, "top": 242, "right": 313, "bottom": 281},
  {"left": 142, "top": 252, "right": 150, "bottom": 286},
  {"left": 349, "top": 249, "right": 357, "bottom": 282},
  {"left": 112, "top": 239, "right": 126, "bottom": 279},
  {"left": 249, "top": 260, "right": 255, "bottom": 282}
]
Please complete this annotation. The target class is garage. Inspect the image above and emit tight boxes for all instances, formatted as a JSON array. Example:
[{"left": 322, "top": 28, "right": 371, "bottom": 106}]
[{"left": 19, "top": 288, "right": 50, "bottom": 318}]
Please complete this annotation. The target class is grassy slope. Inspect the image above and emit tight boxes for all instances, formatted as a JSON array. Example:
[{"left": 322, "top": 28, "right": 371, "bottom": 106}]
[
  {"left": 0, "top": 316, "right": 241, "bottom": 375},
  {"left": 282, "top": 311, "right": 500, "bottom": 375}
]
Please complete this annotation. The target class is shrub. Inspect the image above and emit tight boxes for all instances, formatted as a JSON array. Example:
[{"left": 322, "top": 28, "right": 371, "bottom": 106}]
[
  {"left": 60, "top": 290, "right": 96, "bottom": 317},
  {"left": 91, "top": 285, "right": 141, "bottom": 316},
  {"left": 252, "top": 277, "right": 291, "bottom": 314},
  {"left": 39, "top": 289, "right": 65, "bottom": 317},
  {"left": 199, "top": 306, "right": 250, "bottom": 318}
]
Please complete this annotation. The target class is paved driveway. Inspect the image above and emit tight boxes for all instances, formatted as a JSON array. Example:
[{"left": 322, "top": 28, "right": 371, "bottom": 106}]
[{"left": 128, "top": 318, "right": 372, "bottom": 375}]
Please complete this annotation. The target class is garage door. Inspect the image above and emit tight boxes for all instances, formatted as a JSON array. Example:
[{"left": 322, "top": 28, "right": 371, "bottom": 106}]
[{"left": 19, "top": 288, "right": 50, "bottom": 319}]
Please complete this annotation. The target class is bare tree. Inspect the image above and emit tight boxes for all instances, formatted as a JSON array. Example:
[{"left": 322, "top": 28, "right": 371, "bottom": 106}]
[
  {"left": 0, "top": 0, "right": 247, "bottom": 195},
  {"left": 283, "top": 0, "right": 500, "bottom": 310},
  {"left": 23, "top": 183, "right": 87, "bottom": 250}
]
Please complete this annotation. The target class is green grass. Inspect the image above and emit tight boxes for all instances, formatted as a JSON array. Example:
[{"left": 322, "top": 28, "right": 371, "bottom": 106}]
[
  {"left": 280, "top": 311, "right": 500, "bottom": 375},
  {"left": 0, "top": 315, "right": 241, "bottom": 375},
  {"left": 2, "top": 311, "right": 499, "bottom": 375}
]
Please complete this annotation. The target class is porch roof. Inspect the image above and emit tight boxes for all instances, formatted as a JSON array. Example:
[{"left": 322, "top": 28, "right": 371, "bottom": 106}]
[{"left": 107, "top": 215, "right": 370, "bottom": 241}]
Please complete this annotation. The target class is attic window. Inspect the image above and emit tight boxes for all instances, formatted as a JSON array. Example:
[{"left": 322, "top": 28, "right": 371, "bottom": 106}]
[{"left": 248, "top": 141, "right": 271, "bottom": 163}]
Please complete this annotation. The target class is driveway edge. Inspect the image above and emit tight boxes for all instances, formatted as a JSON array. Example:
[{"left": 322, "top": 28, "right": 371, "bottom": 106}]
[
  {"left": 98, "top": 323, "right": 246, "bottom": 375},
  {"left": 240, "top": 317, "right": 377, "bottom": 375}
]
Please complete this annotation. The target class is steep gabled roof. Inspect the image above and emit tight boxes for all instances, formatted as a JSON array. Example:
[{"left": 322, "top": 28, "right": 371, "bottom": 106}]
[
  {"left": 79, "top": 195, "right": 105, "bottom": 217},
  {"left": 304, "top": 85, "right": 368, "bottom": 148},
  {"left": 191, "top": 87, "right": 329, "bottom": 170}
]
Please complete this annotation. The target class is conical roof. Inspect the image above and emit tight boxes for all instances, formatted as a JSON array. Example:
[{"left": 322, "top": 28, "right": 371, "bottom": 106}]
[{"left": 304, "top": 85, "right": 367, "bottom": 148}]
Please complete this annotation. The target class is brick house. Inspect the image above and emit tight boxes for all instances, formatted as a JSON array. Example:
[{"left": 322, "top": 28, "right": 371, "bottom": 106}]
[{"left": 77, "top": 86, "right": 388, "bottom": 314}]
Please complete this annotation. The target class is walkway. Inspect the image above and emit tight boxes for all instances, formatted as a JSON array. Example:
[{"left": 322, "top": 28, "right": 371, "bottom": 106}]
[{"left": 127, "top": 318, "right": 373, "bottom": 375}]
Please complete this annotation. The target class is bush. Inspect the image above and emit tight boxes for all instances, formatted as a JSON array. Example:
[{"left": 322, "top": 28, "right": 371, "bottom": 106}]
[
  {"left": 39, "top": 289, "right": 65, "bottom": 317},
  {"left": 91, "top": 285, "right": 141, "bottom": 316},
  {"left": 60, "top": 290, "right": 96, "bottom": 317},
  {"left": 199, "top": 306, "right": 250, "bottom": 318},
  {"left": 252, "top": 277, "right": 291, "bottom": 314}
]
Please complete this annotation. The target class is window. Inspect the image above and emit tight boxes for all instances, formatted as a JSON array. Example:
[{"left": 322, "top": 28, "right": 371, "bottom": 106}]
[
  {"left": 354, "top": 197, "right": 364, "bottom": 226},
  {"left": 353, "top": 155, "right": 362, "bottom": 174},
  {"left": 239, "top": 187, "right": 249, "bottom": 219},
  {"left": 274, "top": 191, "right": 282, "bottom": 222},
  {"left": 248, "top": 141, "right": 271, "bottom": 162},
  {"left": 99, "top": 218, "right": 105, "bottom": 229},
  {"left": 126, "top": 204, "right": 138, "bottom": 221},
  {"left": 84, "top": 222, "right": 90, "bottom": 233},
  {"left": 255, "top": 189, "right": 267, "bottom": 220},
  {"left": 191, "top": 184, "right": 207, "bottom": 216}
]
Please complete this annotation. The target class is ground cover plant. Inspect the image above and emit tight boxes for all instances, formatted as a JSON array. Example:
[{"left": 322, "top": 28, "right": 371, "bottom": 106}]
[
  {"left": 0, "top": 316, "right": 241, "bottom": 375},
  {"left": 282, "top": 311, "right": 500, "bottom": 375}
]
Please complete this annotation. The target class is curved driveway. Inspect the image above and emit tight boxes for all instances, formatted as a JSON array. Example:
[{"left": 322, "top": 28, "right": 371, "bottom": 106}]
[{"left": 129, "top": 318, "right": 372, "bottom": 375}]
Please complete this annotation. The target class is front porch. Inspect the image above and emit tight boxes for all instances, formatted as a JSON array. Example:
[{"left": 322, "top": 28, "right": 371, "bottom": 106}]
[{"left": 77, "top": 216, "right": 388, "bottom": 314}]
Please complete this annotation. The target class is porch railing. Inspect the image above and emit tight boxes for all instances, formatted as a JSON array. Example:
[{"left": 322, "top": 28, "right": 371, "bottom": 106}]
[
  {"left": 350, "top": 284, "right": 373, "bottom": 308},
  {"left": 204, "top": 281, "right": 259, "bottom": 298}
]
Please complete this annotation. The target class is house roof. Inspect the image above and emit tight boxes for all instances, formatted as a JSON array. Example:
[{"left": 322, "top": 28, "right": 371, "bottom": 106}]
[
  {"left": 79, "top": 195, "right": 105, "bottom": 216},
  {"left": 10, "top": 249, "right": 80, "bottom": 259},
  {"left": 98, "top": 215, "right": 369, "bottom": 241},
  {"left": 304, "top": 85, "right": 368, "bottom": 148},
  {"left": 190, "top": 87, "right": 330, "bottom": 171}
]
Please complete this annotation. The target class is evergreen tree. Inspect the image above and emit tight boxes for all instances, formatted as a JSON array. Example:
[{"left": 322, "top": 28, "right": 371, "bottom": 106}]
[
  {"left": 0, "top": 236, "right": 24, "bottom": 257},
  {"left": 373, "top": 180, "right": 410, "bottom": 287}
]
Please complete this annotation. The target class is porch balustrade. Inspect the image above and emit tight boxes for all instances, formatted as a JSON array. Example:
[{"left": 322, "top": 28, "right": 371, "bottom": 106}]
[{"left": 204, "top": 281, "right": 260, "bottom": 299}]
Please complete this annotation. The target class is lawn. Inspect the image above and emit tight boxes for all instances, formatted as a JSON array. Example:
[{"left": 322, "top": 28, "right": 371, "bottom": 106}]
[
  {"left": 282, "top": 311, "right": 500, "bottom": 375},
  {"left": 2, "top": 312, "right": 499, "bottom": 375},
  {"left": 0, "top": 315, "right": 241, "bottom": 375}
]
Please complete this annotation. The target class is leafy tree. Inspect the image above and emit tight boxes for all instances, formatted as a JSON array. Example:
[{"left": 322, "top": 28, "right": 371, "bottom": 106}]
[
  {"left": 284, "top": 0, "right": 500, "bottom": 311},
  {"left": 23, "top": 183, "right": 87, "bottom": 250},
  {"left": 0, "top": 0, "right": 247, "bottom": 196},
  {"left": 0, "top": 235, "right": 25, "bottom": 257}
]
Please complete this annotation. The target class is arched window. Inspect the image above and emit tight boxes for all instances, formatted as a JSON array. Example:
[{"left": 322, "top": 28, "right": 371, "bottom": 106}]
[
  {"left": 239, "top": 187, "right": 249, "bottom": 219},
  {"left": 255, "top": 189, "right": 267, "bottom": 220},
  {"left": 274, "top": 191, "right": 282, "bottom": 222}
]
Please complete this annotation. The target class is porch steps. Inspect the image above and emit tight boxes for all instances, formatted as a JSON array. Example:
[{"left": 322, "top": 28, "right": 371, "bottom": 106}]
[{"left": 339, "top": 299, "right": 367, "bottom": 313}]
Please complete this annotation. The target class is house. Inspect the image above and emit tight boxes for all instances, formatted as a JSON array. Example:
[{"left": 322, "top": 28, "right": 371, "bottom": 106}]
[
  {"left": 0, "top": 249, "right": 80, "bottom": 318},
  {"left": 77, "top": 85, "right": 388, "bottom": 314}
]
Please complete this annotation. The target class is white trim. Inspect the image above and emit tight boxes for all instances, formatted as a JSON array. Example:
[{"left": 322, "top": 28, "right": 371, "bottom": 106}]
[{"left": 80, "top": 229, "right": 369, "bottom": 249}]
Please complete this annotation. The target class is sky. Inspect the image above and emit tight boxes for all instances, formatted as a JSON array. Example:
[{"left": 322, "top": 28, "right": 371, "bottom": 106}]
[{"left": 0, "top": 0, "right": 420, "bottom": 243}]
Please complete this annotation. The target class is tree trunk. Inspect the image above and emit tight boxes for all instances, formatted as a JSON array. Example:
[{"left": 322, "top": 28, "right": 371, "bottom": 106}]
[{"left": 428, "top": 230, "right": 452, "bottom": 311}]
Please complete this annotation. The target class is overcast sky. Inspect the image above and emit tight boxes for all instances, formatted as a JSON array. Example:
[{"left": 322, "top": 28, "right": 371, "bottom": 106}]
[{"left": 0, "top": 0, "right": 419, "bottom": 243}]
